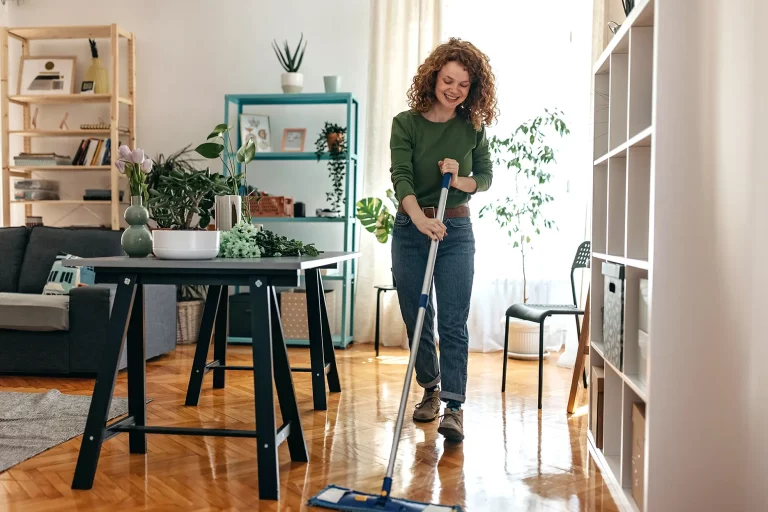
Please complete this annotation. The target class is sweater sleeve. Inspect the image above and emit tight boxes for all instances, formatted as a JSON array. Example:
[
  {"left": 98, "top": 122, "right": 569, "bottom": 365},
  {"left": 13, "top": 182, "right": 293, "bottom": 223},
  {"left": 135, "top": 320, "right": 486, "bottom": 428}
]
[
  {"left": 471, "top": 127, "right": 493, "bottom": 193},
  {"left": 390, "top": 114, "right": 416, "bottom": 202}
]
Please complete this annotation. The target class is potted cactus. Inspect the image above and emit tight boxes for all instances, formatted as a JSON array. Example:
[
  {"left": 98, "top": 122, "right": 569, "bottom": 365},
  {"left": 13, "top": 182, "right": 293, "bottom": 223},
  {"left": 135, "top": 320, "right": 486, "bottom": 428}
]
[{"left": 272, "top": 33, "right": 307, "bottom": 93}]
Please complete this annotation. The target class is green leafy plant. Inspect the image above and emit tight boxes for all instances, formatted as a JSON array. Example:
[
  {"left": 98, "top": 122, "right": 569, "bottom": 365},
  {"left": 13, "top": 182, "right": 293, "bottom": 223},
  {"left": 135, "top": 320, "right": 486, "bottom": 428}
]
[
  {"left": 315, "top": 122, "right": 348, "bottom": 214},
  {"left": 479, "top": 109, "right": 570, "bottom": 303},
  {"left": 220, "top": 222, "right": 320, "bottom": 258},
  {"left": 622, "top": 0, "right": 635, "bottom": 16},
  {"left": 147, "top": 168, "right": 232, "bottom": 230},
  {"left": 356, "top": 189, "right": 398, "bottom": 243},
  {"left": 146, "top": 144, "right": 200, "bottom": 191},
  {"left": 195, "top": 124, "right": 257, "bottom": 222},
  {"left": 272, "top": 33, "right": 307, "bottom": 73}
]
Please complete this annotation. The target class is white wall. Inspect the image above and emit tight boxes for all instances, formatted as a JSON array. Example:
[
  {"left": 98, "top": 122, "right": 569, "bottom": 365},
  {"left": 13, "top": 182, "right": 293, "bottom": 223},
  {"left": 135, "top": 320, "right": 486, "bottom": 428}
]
[
  {"left": 648, "top": 0, "right": 767, "bottom": 510},
  {"left": 5, "top": 0, "right": 369, "bottom": 249}
]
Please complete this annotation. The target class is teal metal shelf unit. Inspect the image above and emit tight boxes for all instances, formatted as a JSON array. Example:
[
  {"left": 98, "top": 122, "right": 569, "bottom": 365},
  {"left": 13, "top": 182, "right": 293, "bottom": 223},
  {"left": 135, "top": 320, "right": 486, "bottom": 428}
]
[{"left": 222, "top": 92, "right": 360, "bottom": 349}]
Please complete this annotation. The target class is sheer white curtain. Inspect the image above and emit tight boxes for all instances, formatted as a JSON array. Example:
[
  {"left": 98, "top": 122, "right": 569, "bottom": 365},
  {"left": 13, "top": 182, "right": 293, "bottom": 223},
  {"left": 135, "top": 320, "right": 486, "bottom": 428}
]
[
  {"left": 353, "top": 0, "right": 443, "bottom": 349},
  {"left": 442, "top": 0, "right": 594, "bottom": 364}
]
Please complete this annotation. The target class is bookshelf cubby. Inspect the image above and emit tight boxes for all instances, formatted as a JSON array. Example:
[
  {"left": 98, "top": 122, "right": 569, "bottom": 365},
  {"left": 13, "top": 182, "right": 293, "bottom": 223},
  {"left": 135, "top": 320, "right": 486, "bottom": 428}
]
[
  {"left": 1, "top": 25, "right": 135, "bottom": 230},
  {"left": 589, "top": 0, "right": 655, "bottom": 510}
]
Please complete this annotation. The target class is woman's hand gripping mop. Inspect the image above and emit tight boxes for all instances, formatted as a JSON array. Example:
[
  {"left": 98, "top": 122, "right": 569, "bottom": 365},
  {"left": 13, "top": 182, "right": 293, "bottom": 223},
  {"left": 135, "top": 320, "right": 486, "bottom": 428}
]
[{"left": 309, "top": 172, "right": 462, "bottom": 512}]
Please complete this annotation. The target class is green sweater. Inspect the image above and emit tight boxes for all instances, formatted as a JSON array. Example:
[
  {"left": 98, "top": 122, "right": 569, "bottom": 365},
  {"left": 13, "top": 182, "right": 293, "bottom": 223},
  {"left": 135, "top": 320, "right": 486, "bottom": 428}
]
[{"left": 390, "top": 110, "right": 493, "bottom": 209}]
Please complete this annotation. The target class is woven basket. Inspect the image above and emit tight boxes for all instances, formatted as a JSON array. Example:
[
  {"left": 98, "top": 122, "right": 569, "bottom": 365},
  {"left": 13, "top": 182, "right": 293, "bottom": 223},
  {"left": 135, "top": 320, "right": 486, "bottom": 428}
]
[
  {"left": 248, "top": 195, "right": 294, "bottom": 217},
  {"left": 176, "top": 300, "right": 203, "bottom": 344}
]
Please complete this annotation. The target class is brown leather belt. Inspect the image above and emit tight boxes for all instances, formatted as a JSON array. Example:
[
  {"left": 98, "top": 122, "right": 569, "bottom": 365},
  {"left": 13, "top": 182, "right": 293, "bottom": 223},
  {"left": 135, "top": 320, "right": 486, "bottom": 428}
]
[{"left": 397, "top": 204, "right": 470, "bottom": 219}]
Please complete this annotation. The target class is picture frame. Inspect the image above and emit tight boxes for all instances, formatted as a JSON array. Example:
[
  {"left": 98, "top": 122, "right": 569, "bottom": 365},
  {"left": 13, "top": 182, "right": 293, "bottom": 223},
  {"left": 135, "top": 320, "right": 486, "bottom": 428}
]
[
  {"left": 239, "top": 114, "right": 271, "bottom": 152},
  {"left": 18, "top": 56, "right": 76, "bottom": 95},
  {"left": 80, "top": 81, "right": 94, "bottom": 94},
  {"left": 281, "top": 128, "right": 306, "bottom": 152}
]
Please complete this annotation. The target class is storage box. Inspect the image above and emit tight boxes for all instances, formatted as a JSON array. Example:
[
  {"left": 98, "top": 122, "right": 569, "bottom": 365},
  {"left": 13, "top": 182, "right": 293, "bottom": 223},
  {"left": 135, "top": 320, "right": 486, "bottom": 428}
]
[
  {"left": 248, "top": 195, "right": 294, "bottom": 217},
  {"left": 639, "top": 278, "right": 650, "bottom": 332},
  {"left": 590, "top": 366, "right": 605, "bottom": 449},
  {"left": 602, "top": 261, "right": 625, "bottom": 370},
  {"left": 637, "top": 329, "right": 649, "bottom": 384},
  {"left": 632, "top": 402, "right": 646, "bottom": 510},
  {"left": 280, "top": 289, "right": 336, "bottom": 340}
]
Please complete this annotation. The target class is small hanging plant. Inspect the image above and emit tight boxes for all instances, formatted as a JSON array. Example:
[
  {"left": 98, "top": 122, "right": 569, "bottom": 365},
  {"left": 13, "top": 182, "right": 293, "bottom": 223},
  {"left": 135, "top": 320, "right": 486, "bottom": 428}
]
[{"left": 315, "top": 122, "right": 347, "bottom": 214}]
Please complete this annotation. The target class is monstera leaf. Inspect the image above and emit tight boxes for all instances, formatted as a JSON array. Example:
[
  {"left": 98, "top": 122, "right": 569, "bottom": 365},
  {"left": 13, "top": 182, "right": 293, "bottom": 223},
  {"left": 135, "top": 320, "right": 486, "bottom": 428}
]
[{"left": 356, "top": 197, "right": 393, "bottom": 243}]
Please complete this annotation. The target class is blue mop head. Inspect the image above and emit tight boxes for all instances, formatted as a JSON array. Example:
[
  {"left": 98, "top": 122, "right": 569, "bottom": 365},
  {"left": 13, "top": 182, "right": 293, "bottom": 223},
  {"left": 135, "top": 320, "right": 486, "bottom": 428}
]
[{"left": 308, "top": 484, "right": 463, "bottom": 512}]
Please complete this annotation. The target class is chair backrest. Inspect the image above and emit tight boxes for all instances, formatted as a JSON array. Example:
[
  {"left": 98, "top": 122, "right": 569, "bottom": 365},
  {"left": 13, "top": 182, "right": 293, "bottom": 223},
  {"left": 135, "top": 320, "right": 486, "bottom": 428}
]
[{"left": 571, "top": 241, "right": 591, "bottom": 270}]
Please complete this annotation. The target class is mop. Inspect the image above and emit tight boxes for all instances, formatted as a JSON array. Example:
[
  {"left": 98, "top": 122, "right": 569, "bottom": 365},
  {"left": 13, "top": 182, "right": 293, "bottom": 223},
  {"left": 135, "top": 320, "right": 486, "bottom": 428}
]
[{"left": 308, "top": 172, "right": 462, "bottom": 512}]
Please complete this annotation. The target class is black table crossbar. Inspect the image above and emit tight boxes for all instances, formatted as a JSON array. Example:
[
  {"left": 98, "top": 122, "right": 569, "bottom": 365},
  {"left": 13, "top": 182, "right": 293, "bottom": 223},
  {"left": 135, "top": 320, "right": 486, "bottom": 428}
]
[
  {"left": 204, "top": 360, "right": 331, "bottom": 375},
  {"left": 108, "top": 422, "right": 291, "bottom": 444}
]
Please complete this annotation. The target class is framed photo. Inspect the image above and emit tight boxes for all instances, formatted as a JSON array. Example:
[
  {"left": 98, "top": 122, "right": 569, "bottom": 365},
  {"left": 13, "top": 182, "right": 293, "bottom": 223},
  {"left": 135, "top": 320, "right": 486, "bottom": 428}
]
[
  {"left": 80, "top": 81, "right": 94, "bottom": 94},
  {"left": 18, "top": 56, "right": 76, "bottom": 95},
  {"left": 239, "top": 114, "right": 271, "bottom": 152},
  {"left": 281, "top": 128, "right": 306, "bottom": 152}
]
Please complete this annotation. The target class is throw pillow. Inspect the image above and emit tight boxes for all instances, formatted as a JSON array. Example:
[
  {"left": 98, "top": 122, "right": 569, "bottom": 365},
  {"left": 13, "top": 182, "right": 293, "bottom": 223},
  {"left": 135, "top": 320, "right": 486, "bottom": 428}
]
[{"left": 42, "top": 253, "right": 95, "bottom": 295}]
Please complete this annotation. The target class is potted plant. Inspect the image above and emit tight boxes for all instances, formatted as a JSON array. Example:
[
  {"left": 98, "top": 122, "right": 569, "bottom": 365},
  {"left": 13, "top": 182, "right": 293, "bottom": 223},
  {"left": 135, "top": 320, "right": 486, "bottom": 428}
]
[
  {"left": 220, "top": 221, "right": 319, "bottom": 258},
  {"left": 478, "top": 109, "right": 570, "bottom": 358},
  {"left": 315, "top": 122, "right": 347, "bottom": 217},
  {"left": 176, "top": 284, "right": 207, "bottom": 344},
  {"left": 147, "top": 167, "right": 232, "bottom": 259},
  {"left": 195, "top": 123, "right": 256, "bottom": 226},
  {"left": 356, "top": 189, "right": 398, "bottom": 286},
  {"left": 272, "top": 33, "right": 307, "bottom": 93},
  {"left": 116, "top": 145, "right": 153, "bottom": 258}
]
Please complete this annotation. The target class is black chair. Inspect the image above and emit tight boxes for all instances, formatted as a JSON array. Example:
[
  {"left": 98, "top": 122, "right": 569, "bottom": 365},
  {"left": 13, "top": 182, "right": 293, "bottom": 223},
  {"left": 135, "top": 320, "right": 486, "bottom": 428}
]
[
  {"left": 374, "top": 284, "right": 397, "bottom": 356},
  {"left": 501, "top": 241, "right": 591, "bottom": 409}
]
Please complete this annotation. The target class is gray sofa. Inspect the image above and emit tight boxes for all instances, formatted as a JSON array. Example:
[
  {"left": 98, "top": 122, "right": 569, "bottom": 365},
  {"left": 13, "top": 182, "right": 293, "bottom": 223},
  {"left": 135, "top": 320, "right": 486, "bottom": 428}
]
[{"left": 0, "top": 226, "right": 176, "bottom": 375}]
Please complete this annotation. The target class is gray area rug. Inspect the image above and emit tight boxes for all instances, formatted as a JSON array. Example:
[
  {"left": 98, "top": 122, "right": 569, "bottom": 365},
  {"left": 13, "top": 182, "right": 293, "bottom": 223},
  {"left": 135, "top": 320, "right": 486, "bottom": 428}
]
[{"left": 0, "top": 389, "right": 128, "bottom": 472}]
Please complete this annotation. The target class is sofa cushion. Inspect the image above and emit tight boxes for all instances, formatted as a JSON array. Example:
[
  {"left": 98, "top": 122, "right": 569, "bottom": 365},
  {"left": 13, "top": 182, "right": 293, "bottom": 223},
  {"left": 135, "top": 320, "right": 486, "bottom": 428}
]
[
  {"left": 18, "top": 227, "right": 122, "bottom": 294},
  {"left": 0, "top": 227, "right": 29, "bottom": 293},
  {"left": 0, "top": 293, "right": 70, "bottom": 331}
]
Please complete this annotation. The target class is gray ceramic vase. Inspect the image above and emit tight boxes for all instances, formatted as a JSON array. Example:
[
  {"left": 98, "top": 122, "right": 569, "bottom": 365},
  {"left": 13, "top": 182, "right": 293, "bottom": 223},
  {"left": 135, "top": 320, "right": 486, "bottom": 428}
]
[{"left": 121, "top": 195, "right": 153, "bottom": 258}]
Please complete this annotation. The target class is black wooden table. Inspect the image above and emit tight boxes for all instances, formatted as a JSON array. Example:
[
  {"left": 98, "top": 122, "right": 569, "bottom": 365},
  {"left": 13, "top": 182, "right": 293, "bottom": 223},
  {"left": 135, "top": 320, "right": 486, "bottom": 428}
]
[{"left": 63, "top": 252, "right": 359, "bottom": 500}]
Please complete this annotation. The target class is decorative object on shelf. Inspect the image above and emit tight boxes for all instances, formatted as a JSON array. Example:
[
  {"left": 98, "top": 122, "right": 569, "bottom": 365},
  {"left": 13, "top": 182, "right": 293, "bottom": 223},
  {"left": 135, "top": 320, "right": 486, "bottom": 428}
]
[
  {"left": 324, "top": 75, "right": 342, "bottom": 93},
  {"left": 15, "top": 178, "right": 60, "bottom": 201},
  {"left": 239, "top": 114, "right": 271, "bottom": 152},
  {"left": 281, "top": 128, "right": 306, "bottom": 152},
  {"left": 272, "top": 33, "right": 306, "bottom": 93},
  {"left": 356, "top": 189, "right": 398, "bottom": 243},
  {"left": 83, "top": 189, "right": 124, "bottom": 201},
  {"left": 25, "top": 216, "right": 43, "bottom": 227},
  {"left": 80, "top": 81, "right": 94, "bottom": 94},
  {"left": 219, "top": 221, "right": 319, "bottom": 258},
  {"left": 315, "top": 122, "right": 347, "bottom": 216},
  {"left": 31, "top": 108, "right": 38, "bottom": 129},
  {"left": 608, "top": 21, "right": 621, "bottom": 35},
  {"left": 249, "top": 191, "right": 294, "bottom": 217},
  {"left": 602, "top": 261, "right": 625, "bottom": 370},
  {"left": 80, "top": 119, "right": 112, "bottom": 130},
  {"left": 59, "top": 112, "right": 70, "bottom": 130},
  {"left": 479, "top": 109, "right": 569, "bottom": 305},
  {"left": 608, "top": 0, "right": 635, "bottom": 35},
  {"left": 176, "top": 284, "right": 206, "bottom": 344},
  {"left": 19, "top": 56, "right": 75, "bottom": 95},
  {"left": 14, "top": 152, "right": 71, "bottom": 166},
  {"left": 215, "top": 194, "right": 242, "bottom": 231},
  {"left": 294, "top": 201, "right": 306, "bottom": 217},
  {"left": 117, "top": 145, "right": 153, "bottom": 258},
  {"left": 195, "top": 123, "right": 257, "bottom": 222},
  {"left": 85, "top": 39, "right": 109, "bottom": 94}
]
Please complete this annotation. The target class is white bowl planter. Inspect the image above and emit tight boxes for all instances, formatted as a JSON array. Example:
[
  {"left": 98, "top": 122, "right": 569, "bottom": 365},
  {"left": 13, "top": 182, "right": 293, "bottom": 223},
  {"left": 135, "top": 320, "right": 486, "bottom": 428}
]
[
  {"left": 153, "top": 230, "right": 220, "bottom": 260},
  {"left": 503, "top": 317, "right": 550, "bottom": 360},
  {"left": 281, "top": 72, "right": 304, "bottom": 93}
]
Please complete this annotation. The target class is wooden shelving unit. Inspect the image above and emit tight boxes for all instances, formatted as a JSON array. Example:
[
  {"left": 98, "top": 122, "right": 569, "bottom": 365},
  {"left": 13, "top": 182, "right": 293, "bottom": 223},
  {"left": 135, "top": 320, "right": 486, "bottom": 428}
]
[
  {"left": 588, "top": 1, "right": 655, "bottom": 511},
  {"left": 0, "top": 24, "right": 135, "bottom": 230}
]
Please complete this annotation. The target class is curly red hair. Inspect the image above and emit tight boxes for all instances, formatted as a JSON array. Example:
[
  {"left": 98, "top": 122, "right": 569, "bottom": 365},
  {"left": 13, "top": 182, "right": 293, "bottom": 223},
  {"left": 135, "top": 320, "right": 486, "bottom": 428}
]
[{"left": 407, "top": 38, "right": 498, "bottom": 130}]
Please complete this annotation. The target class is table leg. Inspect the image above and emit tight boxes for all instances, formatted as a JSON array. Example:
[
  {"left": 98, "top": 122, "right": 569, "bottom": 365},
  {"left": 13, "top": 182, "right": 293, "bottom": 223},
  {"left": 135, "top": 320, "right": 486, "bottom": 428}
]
[
  {"left": 250, "top": 277, "right": 279, "bottom": 500},
  {"left": 318, "top": 275, "right": 341, "bottom": 393},
  {"left": 184, "top": 285, "right": 222, "bottom": 406},
  {"left": 213, "top": 286, "right": 228, "bottom": 389},
  {"left": 269, "top": 287, "right": 309, "bottom": 463},
  {"left": 375, "top": 288, "right": 383, "bottom": 357},
  {"left": 72, "top": 274, "right": 136, "bottom": 490},
  {"left": 305, "top": 269, "right": 327, "bottom": 411},
  {"left": 127, "top": 284, "right": 146, "bottom": 454}
]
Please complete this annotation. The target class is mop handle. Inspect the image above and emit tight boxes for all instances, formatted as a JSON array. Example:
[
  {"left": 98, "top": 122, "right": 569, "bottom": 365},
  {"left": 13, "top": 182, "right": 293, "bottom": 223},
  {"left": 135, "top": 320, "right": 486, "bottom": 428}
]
[{"left": 382, "top": 172, "right": 452, "bottom": 496}]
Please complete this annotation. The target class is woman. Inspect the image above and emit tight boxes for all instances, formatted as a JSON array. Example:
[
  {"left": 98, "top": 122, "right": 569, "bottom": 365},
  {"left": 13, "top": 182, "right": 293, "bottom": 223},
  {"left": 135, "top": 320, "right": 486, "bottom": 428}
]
[{"left": 390, "top": 38, "right": 498, "bottom": 442}]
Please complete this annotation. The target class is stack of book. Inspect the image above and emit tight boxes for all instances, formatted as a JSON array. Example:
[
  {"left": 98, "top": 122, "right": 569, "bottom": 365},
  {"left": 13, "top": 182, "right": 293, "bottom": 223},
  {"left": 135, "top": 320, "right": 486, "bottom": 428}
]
[
  {"left": 14, "top": 179, "right": 60, "bottom": 201},
  {"left": 72, "top": 138, "right": 112, "bottom": 166},
  {"left": 13, "top": 152, "right": 71, "bottom": 166}
]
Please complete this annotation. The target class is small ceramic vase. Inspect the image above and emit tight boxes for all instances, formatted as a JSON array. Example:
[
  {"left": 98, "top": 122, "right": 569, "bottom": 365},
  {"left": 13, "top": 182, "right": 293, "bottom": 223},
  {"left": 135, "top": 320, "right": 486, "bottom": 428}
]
[{"left": 121, "top": 195, "right": 153, "bottom": 258}]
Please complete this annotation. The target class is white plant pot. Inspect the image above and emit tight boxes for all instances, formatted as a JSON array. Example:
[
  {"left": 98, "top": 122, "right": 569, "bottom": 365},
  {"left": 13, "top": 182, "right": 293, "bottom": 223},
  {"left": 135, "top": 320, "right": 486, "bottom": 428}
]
[
  {"left": 153, "top": 230, "right": 220, "bottom": 260},
  {"left": 281, "top": 72, "right": 304, "bottom": 93},
  {"left": 502, "top": 317, "right": 550, "bottom": 360}
]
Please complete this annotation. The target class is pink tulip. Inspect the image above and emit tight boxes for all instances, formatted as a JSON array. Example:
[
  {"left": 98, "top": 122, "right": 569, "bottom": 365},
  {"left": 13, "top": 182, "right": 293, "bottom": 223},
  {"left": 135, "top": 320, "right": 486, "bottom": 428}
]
[
  {"left": 131, "top": 148, "right": 144, "bottom": 164},
  {"left": 118, "top": 145, "right": 132, "bottom": 160},
  {"left": 141, "top": 158, "right": 153, "bottom": 173},
  {"left": 115, "top": 160, "right": 126, "bottom": 174}
]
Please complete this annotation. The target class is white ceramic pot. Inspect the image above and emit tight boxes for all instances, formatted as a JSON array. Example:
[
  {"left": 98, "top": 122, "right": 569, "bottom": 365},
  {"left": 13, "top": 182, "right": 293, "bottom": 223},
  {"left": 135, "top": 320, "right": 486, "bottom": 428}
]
[
  {"left": 503, "top": 317, "right": 550, "bottom": 360},
  {"left": 281, "top": 72, "right": 304, "bottom": 93},
  {"left": 152, "top": 230, "right": 220, "bottom": 260},
  {"left": 323, "top": 75, "right": 342, "bottom": 93},
  {"left": 215, "top": 195, "right": 242, "bottom": 231}
]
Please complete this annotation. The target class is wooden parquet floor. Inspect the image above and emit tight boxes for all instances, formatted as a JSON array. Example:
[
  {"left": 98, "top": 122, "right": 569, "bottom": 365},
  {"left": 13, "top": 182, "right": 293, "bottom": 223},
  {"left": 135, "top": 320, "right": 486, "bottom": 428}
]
[{"left": 0, "top": 344, "right": 620, "bottom": 512}]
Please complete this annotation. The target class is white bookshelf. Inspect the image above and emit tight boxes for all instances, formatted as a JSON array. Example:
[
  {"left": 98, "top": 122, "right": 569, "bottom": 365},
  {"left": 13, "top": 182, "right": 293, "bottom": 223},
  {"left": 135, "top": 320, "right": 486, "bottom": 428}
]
[{"left": 589, "top": 1, "right": 655, "bottom": 511}]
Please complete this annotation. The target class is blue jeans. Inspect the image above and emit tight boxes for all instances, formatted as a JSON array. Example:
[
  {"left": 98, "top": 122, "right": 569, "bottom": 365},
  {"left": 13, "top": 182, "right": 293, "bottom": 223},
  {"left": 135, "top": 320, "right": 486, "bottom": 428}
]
[{"left": 391, "top": 211, "right": 475, "bottom": 403}]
